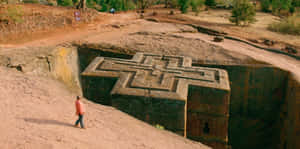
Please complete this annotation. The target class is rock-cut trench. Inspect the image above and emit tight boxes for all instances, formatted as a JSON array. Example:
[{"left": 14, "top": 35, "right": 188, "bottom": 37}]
[{"left": 1, "top": 45, "right": 298, "bottom": 149}]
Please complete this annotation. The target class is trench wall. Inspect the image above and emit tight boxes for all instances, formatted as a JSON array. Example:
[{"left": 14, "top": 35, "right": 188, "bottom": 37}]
[
  {"left": 187, "top": 86, "right": 230, "bottom": 149},
  {"left": 0, "top": 46, "right": 82, "bottom": 93},
  {"left": 112, "top": 95, "right": 186, "bottom": 135},
  {"left": 195, "top": 64, "right": 289, "bottom": 149},
  {"left": 285, "top": 74, "right": 300, "bottom": 149},
  {"left": 77, "top": 47, "right": 299, "bottom": 149}
]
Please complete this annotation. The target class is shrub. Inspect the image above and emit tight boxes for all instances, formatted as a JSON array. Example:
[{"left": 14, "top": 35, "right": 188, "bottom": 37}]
[
  {"left": 261, "top": 0, "right": 271, "bottom": 12},
  {"left": 268, "top": 13, "right": 300, "bottom": 35},
  {"left": 0, "top": 5, "right": 23, "bottom": 23},
  {"left": 0, "top": 0, "right": 8, "bottom": 4},
  {"left": 23, "top": 0, "right": 39, "bottom": 3},
  {"left": 126, "top": 0, "right": 136, "bottom": 10},
  {"left": 191, "top": 0, "right": 204, "bottom": 15},
  {"left": 230, "top": 0, "right": 256, "bottom": 26},
  {"left": 165, "top": 0, "right": 178, "bottom": 8},
  {"left": 57, "top": 0, "right": 73, "bottom": 6},
  {"left": 101, "top": 3, "right": 108, "bottom": 11},
  {"left": 98, "top": 0, "right": 136, "bottom": 12},
  {"left": 178, "top": 0, "right": 190, "bottom": 13},
  {"left": 271, "top": 0, "right": 292, "bottom": 15},
  {"left": 292, "top": 0, "right": 300, "bottom": 7},
  {"left": 205, "top": 0, "right": 215, "bottom": 7}
]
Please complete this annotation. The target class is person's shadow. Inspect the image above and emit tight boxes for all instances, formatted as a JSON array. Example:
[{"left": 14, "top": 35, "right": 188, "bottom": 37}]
[{"left": 23, "top": 118, "right": 74, "bottom": 127}]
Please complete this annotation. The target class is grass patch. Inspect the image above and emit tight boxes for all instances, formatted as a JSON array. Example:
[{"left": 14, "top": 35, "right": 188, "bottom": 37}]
[
  {"left": 0, "top": 5, "right": 24, "bottom": 24},
  {"left": 268, "top": 13, "right": 300, "bottom": 35}
]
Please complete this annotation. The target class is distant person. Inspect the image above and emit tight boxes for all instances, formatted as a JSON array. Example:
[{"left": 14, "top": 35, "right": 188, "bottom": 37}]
[
  {"left": 75, "top": 96, "right": 85, "bottom": 129},
  {"left": 110, "top": 8, "right": 115, "bottom": 14}
]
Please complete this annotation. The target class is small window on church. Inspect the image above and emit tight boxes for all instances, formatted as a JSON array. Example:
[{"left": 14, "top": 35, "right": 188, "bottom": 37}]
[{"left": 203, "top": 122, "right": 210, "bottom": 134}]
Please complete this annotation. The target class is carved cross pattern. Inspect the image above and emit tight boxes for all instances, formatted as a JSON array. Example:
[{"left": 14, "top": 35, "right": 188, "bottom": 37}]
[{"left": 82, "top": 53, "right": 230, "bottom": 101}]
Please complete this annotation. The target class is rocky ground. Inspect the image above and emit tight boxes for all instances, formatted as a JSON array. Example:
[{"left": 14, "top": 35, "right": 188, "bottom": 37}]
[
  {"left": 0, "top": 4, "right": 300, "bottom": 149},
  {"left": 0, "top": 66, "right": 210, "bottom": 149}
]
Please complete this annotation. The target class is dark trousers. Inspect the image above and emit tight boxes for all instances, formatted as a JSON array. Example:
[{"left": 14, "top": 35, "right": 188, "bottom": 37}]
[{"left": 75, "top": 114, "right": 84, "bottom": 128}]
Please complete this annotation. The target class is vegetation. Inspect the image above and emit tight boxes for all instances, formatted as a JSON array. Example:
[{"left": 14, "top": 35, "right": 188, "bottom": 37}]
[
  {"left": 191, "top": 0, "right": 204, "bottom": 15},
  {"left": 23, "top": 0, "right": 39, "bottom": 3},
  {"left": 155, "top": 124, "right": 165, "bottom": 130},
  {"left": 292, "top": 0, "right": 300, "bottom": 7},
  {"left": 271, "top": 0, "right": 292, "bottom": 15},
  {"left": 205, "top": 0, "right": 216, "bottom": 7},
  {"left": 137, "top": 0, "right": 156, "bottom": 10},
  {"left": 230, "top": 0, "right": 256, "bottom": 26},
  {"left": 0, "top": 5, "right": 23, "bottom": 23},
  {"left": 261, "top": 0, "right": 271, "bottom": 12},
  {"left": 87, "top": 0, "right": 137, "bottom": 12},
  {"left": 0, "top": 0, "right": 7, "bottom": 4},
  {"left": 268, "top": 13, "right": 300, "bottom": 35},
  {"left": 163, "top": 0, "right": 178, "bottom": 8},
  {"left": 176, "top": 0, "right": 205, "bottom": 14},
  {"left": 57, "top": 0, "right": 73, "bottom": 6},
  {"left": 178, "top": 0, "right": 189, "bottom": 13},
  {"left": 260, "top": 0, "right": 300, "bottom": 15}
]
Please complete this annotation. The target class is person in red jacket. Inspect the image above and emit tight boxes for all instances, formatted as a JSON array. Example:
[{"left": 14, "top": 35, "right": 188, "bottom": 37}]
[{"left": 75, "top": 96, "right": 85, "bottom": 128}]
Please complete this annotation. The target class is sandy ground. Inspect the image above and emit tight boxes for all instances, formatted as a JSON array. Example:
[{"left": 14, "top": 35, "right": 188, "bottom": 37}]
[{"left": 0, "top": 67, "right": 210, "bottom": 149}]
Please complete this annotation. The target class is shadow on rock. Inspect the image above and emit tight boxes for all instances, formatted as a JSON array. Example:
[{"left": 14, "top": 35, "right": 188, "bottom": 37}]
[{"left": 23, "top": 118, "right": 74, "bottom": 127}]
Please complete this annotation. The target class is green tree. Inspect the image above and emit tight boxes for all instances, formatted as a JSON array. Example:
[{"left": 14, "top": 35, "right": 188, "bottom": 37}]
[
  {"left": 57, "top": 0, "right": 73, "bottom": 6},
  {"left": 271, "top": 0, "right": 292, "bottom": 14},
  {"left": 261, "top": 0, "right": 271, "bottom": 12},
  {"left": 164, "top": 0, "right": 178, "bottom": 8},
  {"left": 109, "top": 0, "right": 122, "bottom": 11},
  {"left": 204, "top": 0, "right": 215, "bottom": 7},
  {"left": 292, "top": 0, "right": 300, "bottom": 7},
  {"left": 190, "top": 0, "right": 204, "bottom": 15},
  {"left": 98, "top": 0, "right": 135, "bottom": 12},
  {"left": 137, "top": 0, "right": 155, "bottom": 10},
  {"left": 178, "top": 0, "right": 190, "bottom": 13},
  {"left": 230, "top": 0, "right": 256, "bottom": 26}
]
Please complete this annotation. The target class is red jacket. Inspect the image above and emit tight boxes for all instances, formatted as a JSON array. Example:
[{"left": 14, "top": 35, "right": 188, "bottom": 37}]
[{"left": 75, "top": 100, "right": 85, "bottom": 115}]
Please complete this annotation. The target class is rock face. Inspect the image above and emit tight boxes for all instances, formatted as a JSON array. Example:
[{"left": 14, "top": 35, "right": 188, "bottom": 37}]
[
  {"left": 81, "top": 53, "right": 231, "bottom": 149},
  {"left": 0, "top": 46, "right": 82, "bottom": 93},
  {"left": 0, "top": 66, "right": 212, "bottom": 149},
  {"left": 285, "top": 74, "right": 300, "bottom": 149}
]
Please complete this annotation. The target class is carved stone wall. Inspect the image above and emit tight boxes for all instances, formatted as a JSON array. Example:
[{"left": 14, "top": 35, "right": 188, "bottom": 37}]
[
  {"left": 195, "top": 64, "right": 290, "bottom": 149},
  {"left": 81, "top": 53, "right": 231, "bottom": 149},
  {"left": 285, "top": 74, "right": 300, "bottom": 149}
]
